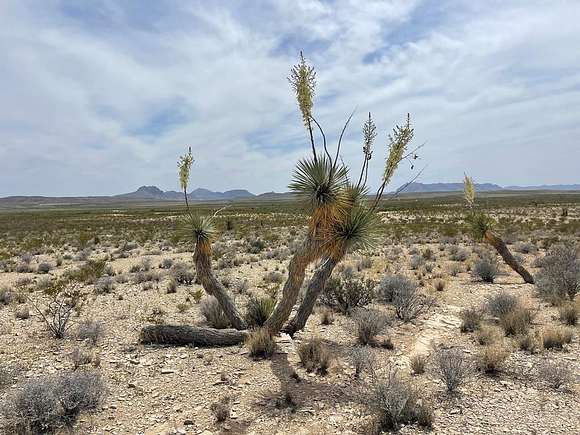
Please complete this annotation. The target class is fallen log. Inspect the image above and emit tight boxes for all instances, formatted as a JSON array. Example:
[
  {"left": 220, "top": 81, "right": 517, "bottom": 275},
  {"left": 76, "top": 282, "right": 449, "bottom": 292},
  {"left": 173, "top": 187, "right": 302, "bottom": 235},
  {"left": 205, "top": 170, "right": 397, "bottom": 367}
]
[{"left": 140, "top": 325, "right": 248, "bottom": 346}]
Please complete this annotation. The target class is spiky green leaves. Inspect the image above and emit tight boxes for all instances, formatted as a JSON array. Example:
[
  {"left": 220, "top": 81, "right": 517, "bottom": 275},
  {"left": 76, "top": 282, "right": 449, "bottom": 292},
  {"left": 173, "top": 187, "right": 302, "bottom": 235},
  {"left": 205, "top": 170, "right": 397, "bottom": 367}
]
[
  {"left": 289, "top": 52, "right": 316, "bottom": 128},
  {"left": 178, "top": 147, "right": 194, "bottom": 192},
  {"left": 177, "top": 213, "right": 216, "bottom": 247},
  {"left": 289, "top": 156, "right": 348, "bottom": 211},
  {"left": 383, "top": 114, "right": 414, "bottom": 186},
  {"left": 464, "top": 174, "right": 475, "bottom": 208},
  {"left": 465, "top": 212, "right": 495, "bottom": 241},
  {"left": 326, "top": 207, "right": 379, "bottom": 257}
]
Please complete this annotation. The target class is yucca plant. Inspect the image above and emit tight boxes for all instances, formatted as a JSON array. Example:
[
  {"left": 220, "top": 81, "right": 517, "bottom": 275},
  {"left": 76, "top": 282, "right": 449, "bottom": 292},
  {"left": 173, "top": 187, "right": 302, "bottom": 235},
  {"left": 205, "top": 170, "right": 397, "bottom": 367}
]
[
  {"left": 140, "top": 53, "right": 420, "bottom": 346},
  {"left": 463, "top": 175, "right": 534, "bottom": 284}
]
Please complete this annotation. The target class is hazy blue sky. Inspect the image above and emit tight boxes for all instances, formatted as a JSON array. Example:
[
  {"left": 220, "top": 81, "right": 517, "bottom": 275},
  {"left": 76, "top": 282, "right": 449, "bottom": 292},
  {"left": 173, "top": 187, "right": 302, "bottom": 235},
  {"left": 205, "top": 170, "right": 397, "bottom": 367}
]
[{"left": 1, "top": 0, "right": 579, "bottom": 196}]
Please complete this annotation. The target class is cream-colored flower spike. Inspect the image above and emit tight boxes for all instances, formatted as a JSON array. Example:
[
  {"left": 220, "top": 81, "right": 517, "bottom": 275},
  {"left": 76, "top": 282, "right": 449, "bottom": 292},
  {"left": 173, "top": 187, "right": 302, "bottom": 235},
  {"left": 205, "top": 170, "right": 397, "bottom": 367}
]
[
  {"left": 178, "top": 147, "right": 194, "bottom": 192},
  {"left": 463, "top": 174, "right": 476, "bottom": 208}
]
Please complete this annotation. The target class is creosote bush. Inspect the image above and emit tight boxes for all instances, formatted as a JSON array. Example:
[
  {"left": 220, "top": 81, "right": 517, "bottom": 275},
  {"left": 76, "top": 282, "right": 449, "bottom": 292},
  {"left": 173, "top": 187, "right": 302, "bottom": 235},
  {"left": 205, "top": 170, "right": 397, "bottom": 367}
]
[
  {"left": 459, "top": 307, "right": 483, "bottom": 333},
  {"left": 473, "top": 256, "right": 498, "bottom": 283},
  {"left": 321, "top": 274, "right": 375, "bottom": 314},
  {"left": 1, "top": 371, "right": 105, "bottom": 434},
  {"left": 353, "top": 308, "right": 389, "bottom": 346},
  {"left": 486, "top": 291, "right": 519, "bottom": 318},
  {"left": 433, "top": 347, "right": 470, "bottom": 393}
]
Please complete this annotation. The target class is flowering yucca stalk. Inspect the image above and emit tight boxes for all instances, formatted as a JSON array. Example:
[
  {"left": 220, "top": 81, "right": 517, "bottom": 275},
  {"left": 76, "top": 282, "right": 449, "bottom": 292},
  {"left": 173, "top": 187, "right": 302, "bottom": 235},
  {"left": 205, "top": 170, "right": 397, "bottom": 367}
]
[
  {"left": 463, "top": 174, "right": 475, "bottom": 209},
  {"left": 178, "top": 147, "right": 194, "bottom": 211},
  {"left": 289, "top": 52, "right": 317, "bottom": 161}
]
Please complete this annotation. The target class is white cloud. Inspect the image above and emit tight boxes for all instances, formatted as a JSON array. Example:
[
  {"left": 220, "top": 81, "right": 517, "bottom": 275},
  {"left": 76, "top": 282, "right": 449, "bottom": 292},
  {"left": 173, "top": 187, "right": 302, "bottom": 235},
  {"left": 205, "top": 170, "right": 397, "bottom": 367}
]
[{"left": 0, "top": 0, "right": 579, "bottom": 196}]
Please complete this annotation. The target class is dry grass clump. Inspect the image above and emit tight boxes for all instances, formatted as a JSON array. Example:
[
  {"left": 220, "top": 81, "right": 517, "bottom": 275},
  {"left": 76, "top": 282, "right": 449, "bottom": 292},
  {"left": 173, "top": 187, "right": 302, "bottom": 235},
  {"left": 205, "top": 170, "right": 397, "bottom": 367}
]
[
  {"left": 535, "top": 242, "right": 579, "bottom": 303},
  {"left": 477, "top": 345, "right": 510, "bottom": 373},
  {"left": 433, "top": 278, "right": 446, "bottom": 292},
  {"left": 559, "top": 302, "right": 578, "bottom": 326},
  {"left": 542, "top": 327, "right": 574, "bottom": 350},
  {"left": 245, "top": 328, "right": 276, "bottom": 359},
  {"left": 459, "top": 307, "right": 483, "bottom": 333},
  {"left": 353, "top": 308, "right": 389, "bottom": 346},
  {"left": 486, "top": 291, "right": 519, "bottom": 318},
  {"left": 433, "top": 347, "right": 471, "bottom": 393},
  {"left": 297, "top": 337, "right": 333, "bottom": 374},
  {"left": 318, "top": 307, "right": 334, "bottom": 325},
  {"left": 499, "top": 307, "right": 534, "bottom": 336},
  {"left": 409, "top": 354, "right": 428, "bottom": 375},
  {"left": 0, "top": 287, "right": 14, "bottom": 305},
  {"left": 349, "top": 346, "right": 375, "bottom": 378},
  {"left": 516, "top": 332, "right": 539, "bottom": 353},
  {"left": 200, "top": 296, "right": 231, "bottom": 329},
  {"left": 76, "top": 320, "right": 105, "bottom": 345},
  {"left": 210, "top": 395, "right": 231, "bottom": 422}
]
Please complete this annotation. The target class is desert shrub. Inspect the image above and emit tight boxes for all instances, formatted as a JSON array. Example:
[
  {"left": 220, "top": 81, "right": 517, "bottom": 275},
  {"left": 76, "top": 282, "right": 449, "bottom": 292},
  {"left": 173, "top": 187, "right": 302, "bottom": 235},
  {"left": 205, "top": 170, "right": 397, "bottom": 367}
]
[
  {"left": 16, "top": 262, "right": 32, "bottom": 273},
  {"left": 246, "top": 237, "right": 266, "bottom": 254},
  {"left": 353, "top": 308, "right": 389, "bottom": 346},
  {"left": 166, "top": 279, "right": 177, "bottom": 294},
  {"left": 433, "top": 278, "right": 446, "bottom": 291},
  {"left": 433, "top": 347, "right": 470, "bottom": 393},
  {"left": 391, "top": 280, "right": 432, "bottom": 322},
  {"left": 36, "top": 276, "right": 53, "bottom": 292},
  {"left": 410, "top": 354, "right": 427, "bottom": 375},
  {"left": 459, "top": 307, "right": 483, "bottom": 333},
  {"left": 32, "top": 290, "right": 82, "bottom": 339},
  {"left": 244, "top": 295, "right": 276, "bottom": 327},
  {"left": 538, "top": 360, "right": 573, "bottom": 389},
  {"left": 94, "top": 276, "right": 115, "bottom": 295},
  {"left": 500, "top": 307, "right": 534, "bottom": 336},
  {"left": 190, "top": 288, "right": 204, "bottom": 303},
  {"left": 535, "top": 242, "right": 579, "bottom": 302},
  {"left": 76, "top": 320, "right": 105, "bottom": 345},
  {"left": 486, "top": 291, "right": 519, "bottom": 318},
  {"left": 319, "top": 307, "right": 334, "bottom": 325},
  {"left": 477, "top": 345, "right": 509, "bottom": 373},
  {"left": 376, "top": 274, "right": 413, "bottom": 303},
  {"left": 297, "top": 337, "right": 332, "bottom": 374},
  {"left": 409, "top": 255, "right": 425, "bottom": 270},
  {"left": 245, "top": 328, "right": 276, "bottom": 359},
  {"left": 476, "top": 325, "right": 500, "bottom": 345},
  {"left": 0, "top": 287, "right": 13, "bottom": 305},
  {"left": 170, "top": 263, "right": 195, "bottom": 285},
  {"left": 349, "top": 346, "right": 375, "bottom": 378},
  {"left": 516, "top": 332, "right": 539, "bottom": 353},
  {"left": 15, "top": 306, "right": 30, "bottom": 320},
  {"left": 69, "top": 260, "right": 108, "bottom": 284},
  {"left": 514, "top": 242, "right": 537, "bottom": 254},
  {"left": 424, "top": 262, "right": 434, "bottom": 273},
  {"left": 450, "top": 248, "right": 469, "bottom": 262},
  {"left": 2, "top": 371, "right": 105, "bottom": 434},
  {"left": 473, "top": 256, "right": 498, "bottom": 283},
  {"left": 542, "top": 327, "right": 573, "bottom": 350},
  {"left": 367, "top": 367, "right": 433, "bottom": 431},
  {"left": 37, "top": 262, "right": 52, "bottom": 274},
  {"left": 200, "top": 297, "right": 231, "bottom": 329},
  {"left": 320, "top": 274, "right": 375, "bottom": 314},
  {"left": 210, "top": 396, "right": 231, "bottom": 422},
  {"left": 264, "top": 271, "right": 284, "bottom": 284},
  {"left": 357, "top": 257, "right": 373, "bottom": 271},
  {"left": 68, "top": 347, "right": 93, "bottom": 370},
  {"left": 448, "top": 263, "right": 462, "bottom": 277},
  {"left": 159, "top": 258, "right": 174, "bottom": 269},
  {"left": 559, "top": 302, "right": 578, "bottom": 326}
]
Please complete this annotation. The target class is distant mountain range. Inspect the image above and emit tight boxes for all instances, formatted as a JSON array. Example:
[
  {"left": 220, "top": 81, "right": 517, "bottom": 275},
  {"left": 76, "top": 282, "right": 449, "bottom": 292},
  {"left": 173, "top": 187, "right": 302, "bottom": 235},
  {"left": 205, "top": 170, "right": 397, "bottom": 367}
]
[
  {"left": 1, "top": 183, "right": 579, "bottom": 207},
  {"left": 399, "top": 182, "right": 580, "bottom": 193}
]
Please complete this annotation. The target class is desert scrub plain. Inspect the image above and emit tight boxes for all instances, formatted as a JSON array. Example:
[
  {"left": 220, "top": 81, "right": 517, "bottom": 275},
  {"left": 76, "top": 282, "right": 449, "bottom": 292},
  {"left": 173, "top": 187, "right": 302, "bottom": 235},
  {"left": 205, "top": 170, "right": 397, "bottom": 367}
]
[{"left": 0, "top": 193, "right": 579, "bottom": 435}]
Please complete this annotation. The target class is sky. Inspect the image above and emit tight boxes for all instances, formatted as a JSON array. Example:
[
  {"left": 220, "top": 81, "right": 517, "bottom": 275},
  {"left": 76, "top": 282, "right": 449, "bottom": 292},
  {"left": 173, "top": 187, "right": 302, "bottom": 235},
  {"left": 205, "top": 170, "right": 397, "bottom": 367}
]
[{"left": 1, "top": 0, "right": 579, "bottom": 197}]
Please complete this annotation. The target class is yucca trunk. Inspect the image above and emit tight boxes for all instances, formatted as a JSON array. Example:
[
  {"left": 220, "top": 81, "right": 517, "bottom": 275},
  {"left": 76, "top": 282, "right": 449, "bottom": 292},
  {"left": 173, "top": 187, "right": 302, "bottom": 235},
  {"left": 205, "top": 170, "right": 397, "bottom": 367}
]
[
  {"left": 263, "top": 243, "right": 318, "bottom": 334},
  {"left": 283, "top": 257, "right": 338, "bottom": 335},
  {"left": 140, "top": 325, "right": 247, "bottom": 346},
  {"left": 194, "top": 242, "right": 247, "bottom": 330},
  {"left": 484, "top": 230, "right": 534, "bottom": 284}
]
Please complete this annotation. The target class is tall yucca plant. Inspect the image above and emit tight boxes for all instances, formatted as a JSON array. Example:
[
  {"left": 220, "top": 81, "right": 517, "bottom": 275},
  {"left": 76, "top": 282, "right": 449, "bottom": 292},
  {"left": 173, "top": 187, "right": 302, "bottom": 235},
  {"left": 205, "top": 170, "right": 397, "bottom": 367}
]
[{"left": 463, "top": 175, "right": 534, "bottom": 284}]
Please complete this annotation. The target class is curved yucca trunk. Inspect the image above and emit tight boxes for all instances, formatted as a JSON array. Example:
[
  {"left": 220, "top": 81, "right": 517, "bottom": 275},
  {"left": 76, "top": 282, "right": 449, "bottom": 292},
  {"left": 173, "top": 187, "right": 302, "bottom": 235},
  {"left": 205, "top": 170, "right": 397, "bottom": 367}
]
[
  {"left": 484, "top": 231, "right": 534, "bottom": 284},
  {"left": 263, "top": 241, "right": 319, "bottom": 334},
  {"left": 283, "top": 256, "right": 338, "bottom": 335},
  {"left": 194, "top": 242, "right": 247, "bottom": 330}
]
